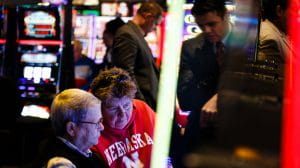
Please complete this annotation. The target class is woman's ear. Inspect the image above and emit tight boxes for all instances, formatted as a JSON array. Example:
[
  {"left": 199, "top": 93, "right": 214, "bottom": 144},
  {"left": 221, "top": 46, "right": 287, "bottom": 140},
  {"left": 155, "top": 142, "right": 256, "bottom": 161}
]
[{"left": 66, "top": 121, "right": 77, "bottom": 137}]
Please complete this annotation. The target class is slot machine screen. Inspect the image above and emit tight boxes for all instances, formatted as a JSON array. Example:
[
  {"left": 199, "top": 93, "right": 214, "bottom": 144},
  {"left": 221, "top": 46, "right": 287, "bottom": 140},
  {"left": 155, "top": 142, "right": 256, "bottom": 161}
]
[
  {"left": 23, "top": 65, "right": 54, "bottom": 83},
  {"left": 20, "top": 53, "right": 57, "bottom": 84},
  {"left": 24, "top": 66, "right": 34, "bottom": 79},
  {"left": 73, "top": 0, "right": 99, "bottom": 6},
  {"left": 182, "top": 4, "right": 201, "bottom": 41},
  {"left": 18, "top": 7, "right": 61, "bottom": 40},
  {"left": 74, "top": 15, "right": 94, "bottom": 57},
  {"left": 21, "top": 104, "right": 50, "bottom": 119},
  {"left": 74, "top": 15, "right": 94, "bottom": 39},
  {"left": 101, "top": 2, "right": 130, "bottom": 17},
  {"left": 42, "top": 0, "right": 67, "bottom": 5},
  {"left": 21, "top": 53, "right": 57, "bottom": 64}
]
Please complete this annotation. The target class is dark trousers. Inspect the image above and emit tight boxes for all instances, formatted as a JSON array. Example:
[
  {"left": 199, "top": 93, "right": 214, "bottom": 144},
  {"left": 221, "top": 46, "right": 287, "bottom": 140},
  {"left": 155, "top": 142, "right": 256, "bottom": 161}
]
[{"left": 184, "top": 110, "right": 217, "bottom": 153}]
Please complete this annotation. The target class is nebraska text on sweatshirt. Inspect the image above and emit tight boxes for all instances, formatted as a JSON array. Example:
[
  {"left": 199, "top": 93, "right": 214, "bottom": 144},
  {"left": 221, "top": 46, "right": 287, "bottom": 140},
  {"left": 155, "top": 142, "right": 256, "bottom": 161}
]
[{"left": 92, "top": 99, "right": 156, "bottom": 168}]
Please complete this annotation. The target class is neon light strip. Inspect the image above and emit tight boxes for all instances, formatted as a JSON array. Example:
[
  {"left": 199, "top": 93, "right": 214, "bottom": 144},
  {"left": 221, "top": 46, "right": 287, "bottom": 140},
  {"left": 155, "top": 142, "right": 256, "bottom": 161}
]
[
  {"left": 282, "top": 1, "right": 300, "bottom": 168},
  {"left": 150, "top": 0, "right": 184, "bottom": 168},
  {"left": 17, "top": 40, "right": 62, "bottom": 46},
  {"left": 0, "top": 39, "right": 6, "bottom": 44}
]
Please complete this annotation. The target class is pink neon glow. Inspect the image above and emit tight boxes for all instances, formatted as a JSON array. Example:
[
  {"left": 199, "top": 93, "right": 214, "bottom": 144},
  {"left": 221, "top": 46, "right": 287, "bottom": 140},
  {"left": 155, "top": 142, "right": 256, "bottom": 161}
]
[
  {"left": 17, "top": 40, "right": 62, "bottom": 46},
  {"left": 0, "top": 39, "right": 6, "bottom": 44},
  {"left": 282, "top": 0, "right": 300, "bottom": 168},
  {"left": 156, "top": 12, "right": 167, "bottom": 67}
]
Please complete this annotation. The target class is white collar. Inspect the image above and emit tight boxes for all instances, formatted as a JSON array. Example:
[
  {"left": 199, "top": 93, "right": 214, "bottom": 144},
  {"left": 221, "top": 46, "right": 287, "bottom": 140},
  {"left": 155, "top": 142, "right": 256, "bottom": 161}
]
[{"left": 222, "top": 21, "right": 233, "bottom": 44}]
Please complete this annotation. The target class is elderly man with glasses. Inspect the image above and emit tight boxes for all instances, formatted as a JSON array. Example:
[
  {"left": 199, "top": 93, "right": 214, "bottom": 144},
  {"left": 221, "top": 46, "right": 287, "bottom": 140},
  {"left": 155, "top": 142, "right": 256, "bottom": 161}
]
[{"left": 29, "top": 89, "right": 107, "bottom": 168}]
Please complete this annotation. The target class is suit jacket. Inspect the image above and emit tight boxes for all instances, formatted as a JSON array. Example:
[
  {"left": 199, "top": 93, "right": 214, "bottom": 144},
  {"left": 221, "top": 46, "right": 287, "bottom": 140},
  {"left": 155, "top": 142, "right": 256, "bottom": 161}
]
[
  {"left": 29, "top": 137, "right": 107, "bottom": 168},
  {"left": 177, "top": 34, "right": 220, "bottom": 111},
  {"left": 112, "top": 21, "right": 159, "bottom": 110}
]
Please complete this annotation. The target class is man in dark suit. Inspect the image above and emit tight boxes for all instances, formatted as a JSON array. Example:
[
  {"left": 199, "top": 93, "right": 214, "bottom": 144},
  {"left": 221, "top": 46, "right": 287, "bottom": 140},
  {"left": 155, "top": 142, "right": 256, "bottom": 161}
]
[
  {"left": 112, "top": 2, "right": 163, "bottom": 110},
  {"left": 177, "top": 0, "right": 231, "bottom": 151}
]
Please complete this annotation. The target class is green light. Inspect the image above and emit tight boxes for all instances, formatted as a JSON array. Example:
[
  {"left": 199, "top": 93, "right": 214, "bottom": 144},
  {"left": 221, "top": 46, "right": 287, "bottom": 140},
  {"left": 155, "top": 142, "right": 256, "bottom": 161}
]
[
  {"left": 150, "top": 0, "right": 184, "bottom": 168},
  {"left": 81, "top": 10, "right": 99, "bottom": 16}
]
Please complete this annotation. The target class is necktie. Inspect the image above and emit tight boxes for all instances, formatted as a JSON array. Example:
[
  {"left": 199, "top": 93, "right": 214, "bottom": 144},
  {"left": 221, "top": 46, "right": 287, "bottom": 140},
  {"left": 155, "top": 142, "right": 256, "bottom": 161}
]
[{"left": 216, "top": 41, "right": 225, "bottom": 67}]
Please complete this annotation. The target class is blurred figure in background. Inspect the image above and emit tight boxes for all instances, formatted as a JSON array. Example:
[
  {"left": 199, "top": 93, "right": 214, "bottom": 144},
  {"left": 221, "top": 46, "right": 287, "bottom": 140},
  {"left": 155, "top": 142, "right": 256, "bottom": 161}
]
[
  {"left": 30, "top": 89, "right": 106, "bottom": 168},
  {"left": 74, "top": 40, "right": 97, "bottom": 90},
  {"left": 112, "top": 2, "right": 164, "bottom": 110},
  {"left": 258, "top": 0, "right": 289, "bottom": 64},
  {"left": 101, "top": 17, "right": 125, "bottom": 70}
]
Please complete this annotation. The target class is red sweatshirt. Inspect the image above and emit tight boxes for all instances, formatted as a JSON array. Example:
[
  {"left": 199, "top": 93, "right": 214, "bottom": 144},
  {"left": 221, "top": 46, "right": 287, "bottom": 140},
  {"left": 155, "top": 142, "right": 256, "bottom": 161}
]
[{"left": 92, "top": 99, "right": 156, "bottom": 168}]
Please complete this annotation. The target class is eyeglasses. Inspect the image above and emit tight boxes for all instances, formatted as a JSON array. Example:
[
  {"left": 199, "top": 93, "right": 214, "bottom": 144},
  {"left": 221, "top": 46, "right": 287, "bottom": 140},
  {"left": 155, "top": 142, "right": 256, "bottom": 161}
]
[{"left": 77, "top": 119, "right": 103, "bottom": 128}]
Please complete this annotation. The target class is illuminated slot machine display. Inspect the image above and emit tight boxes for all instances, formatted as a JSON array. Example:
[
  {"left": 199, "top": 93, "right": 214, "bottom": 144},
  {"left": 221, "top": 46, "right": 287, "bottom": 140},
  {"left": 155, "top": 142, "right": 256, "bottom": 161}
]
[
  {"left": 101, "top": 2, "right": 130, "bottom": 17},
  {"left": 182, "top": 3, "right": 201, "bottom": 41},
  {"left": 73, "top": 0, "right": 99, "bottom": 6},
  {"left": 73, "top": 0, "right": 99, "bottom": 61},
  {"left": 76, "top": 2, "right": 131, "bottom": 64},
  {"left": 74, "top": 14, "right": 94, "bottom": 58},
  {"left": 73, "top": 1, "right": 131, "bottom": 64},
  {"left": 95, "top": 1, "right": 131, "bottom": 63},
  {"left": 73, "top": 1, "right": 164, "bottom": 64},
  {"left": 17, "top": 5, "right": 63, "bottom": 119}
]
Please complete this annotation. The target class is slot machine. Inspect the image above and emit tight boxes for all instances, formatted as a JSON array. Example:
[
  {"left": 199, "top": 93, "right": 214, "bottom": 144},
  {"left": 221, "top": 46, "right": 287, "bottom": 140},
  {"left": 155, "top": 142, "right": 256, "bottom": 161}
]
[
  {"left": 72, "top": 0, "right": 99, "bottom": 62},
  {"left": 95, "top": 1, "right": 131, "bottom": 64},
  {"left": 215, "top": 0, "right": 280, "bottom": 167},
  {"left": 16, "top": 5, "right": 63, "bottom": 119},
  {"left": 73, "top": 1, "right": 131, "bottom": 64}
]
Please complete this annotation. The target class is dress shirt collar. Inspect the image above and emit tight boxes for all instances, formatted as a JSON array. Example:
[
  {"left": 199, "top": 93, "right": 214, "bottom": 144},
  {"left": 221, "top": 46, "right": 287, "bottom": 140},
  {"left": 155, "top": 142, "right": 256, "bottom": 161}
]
[
  {"left": 222, "top": 21, "right": 233, "bottom": 44},
  {"left": 57, "top": 136, "right": 93, "bottom": 158}
]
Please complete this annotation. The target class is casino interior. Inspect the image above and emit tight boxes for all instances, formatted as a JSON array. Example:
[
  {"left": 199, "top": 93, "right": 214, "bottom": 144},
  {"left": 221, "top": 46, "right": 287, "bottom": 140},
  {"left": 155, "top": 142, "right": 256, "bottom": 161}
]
[{"left": 0, "top": 0, "right": 299, "bottom": 167}]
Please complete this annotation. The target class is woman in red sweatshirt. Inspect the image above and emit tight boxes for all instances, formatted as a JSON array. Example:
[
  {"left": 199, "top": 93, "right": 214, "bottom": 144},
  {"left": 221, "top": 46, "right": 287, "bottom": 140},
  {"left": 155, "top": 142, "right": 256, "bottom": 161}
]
[{"left": 90, "top": 67, "right": 155, "bottom": 168}]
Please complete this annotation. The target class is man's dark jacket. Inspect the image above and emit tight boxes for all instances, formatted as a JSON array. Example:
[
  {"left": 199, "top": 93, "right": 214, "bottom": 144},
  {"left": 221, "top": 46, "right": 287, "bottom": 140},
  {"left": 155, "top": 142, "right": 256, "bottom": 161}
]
[{"left": 112, "top": 21, "right": 159, "bottom": 110}]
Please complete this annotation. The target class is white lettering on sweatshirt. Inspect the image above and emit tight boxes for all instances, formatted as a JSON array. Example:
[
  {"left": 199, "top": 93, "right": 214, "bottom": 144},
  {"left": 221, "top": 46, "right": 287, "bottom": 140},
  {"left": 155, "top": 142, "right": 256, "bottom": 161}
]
[{"left": 103, "top": 132, "right": 153, "bottom": 166}]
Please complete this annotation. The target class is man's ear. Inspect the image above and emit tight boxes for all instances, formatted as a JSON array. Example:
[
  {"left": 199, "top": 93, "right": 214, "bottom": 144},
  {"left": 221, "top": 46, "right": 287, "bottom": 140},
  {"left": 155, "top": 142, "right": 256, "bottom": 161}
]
[
  {"left": 142, "top": 12, "right": 153, "bottom": 20},
  {"left": 66, "top": 121, "right": 77, "bottom": 137}
]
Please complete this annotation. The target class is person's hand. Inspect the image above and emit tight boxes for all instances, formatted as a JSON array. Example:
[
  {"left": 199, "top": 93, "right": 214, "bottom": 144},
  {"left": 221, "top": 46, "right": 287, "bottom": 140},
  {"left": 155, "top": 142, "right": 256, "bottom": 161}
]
[
  {"left": 123, "top": 152, "right": 144, "bottom": 168},
  {"left": 47, "top": 157, "right": 76, "bottom": 168},
  {"left": 200, "top": 94, "right": 218, "bottom": 128},
  {"left": 134, "top": 160, "right": 144, "bottom": 168}
]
